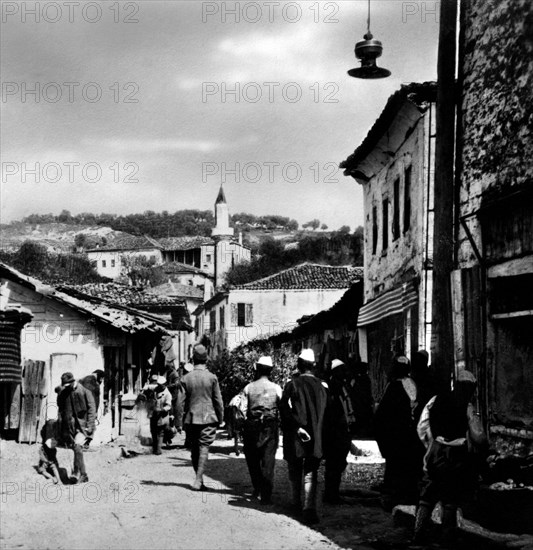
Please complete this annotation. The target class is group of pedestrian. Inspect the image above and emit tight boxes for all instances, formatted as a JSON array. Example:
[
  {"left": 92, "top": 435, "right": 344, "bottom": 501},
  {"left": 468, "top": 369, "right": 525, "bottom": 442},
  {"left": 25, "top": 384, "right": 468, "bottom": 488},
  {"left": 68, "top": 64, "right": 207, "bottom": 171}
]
[
  {"left": 374, "top": 351, "right": 487, "bottom": 545},
  {"left": 46, "top": 342, "right": 485, "bottom": 544}
]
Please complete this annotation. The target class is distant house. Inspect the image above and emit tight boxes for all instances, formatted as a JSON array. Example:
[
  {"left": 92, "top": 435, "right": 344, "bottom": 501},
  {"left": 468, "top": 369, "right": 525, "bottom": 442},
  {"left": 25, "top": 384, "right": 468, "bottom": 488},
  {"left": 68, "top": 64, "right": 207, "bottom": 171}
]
[
  {"left": 0, "top": 263, "right": 176, "bottom": 444},
  {"left": 341, "top": 81, "right": 436, "bottom": 398},
  {"left": 86, "top": 235, "right": 163, "bottom": 279},
  {"left": 158, "top": 236, "right": 216, "bottom": 273},
  {"left": 86, "top": 187, "right": 251, "bottom": 291},
  {"left": 195, "top": 263, "right": 363, "bottom": 357}
]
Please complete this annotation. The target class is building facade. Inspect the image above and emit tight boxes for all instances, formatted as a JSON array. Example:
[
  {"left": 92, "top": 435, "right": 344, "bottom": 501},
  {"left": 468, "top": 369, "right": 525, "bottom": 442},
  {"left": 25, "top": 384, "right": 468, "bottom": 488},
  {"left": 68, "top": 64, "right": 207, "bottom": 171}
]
[
  {"left": 341, "top": 82, "right": 436, "bottom": 399},
  {"left": 0, "top": 263, "right": 174, "bottom": 444},
  {"left": 452, "top": 0, "right": 533, "bottom": 451},
  {"left": 196, "top": 264, "right": 363, "bottom": 357}
]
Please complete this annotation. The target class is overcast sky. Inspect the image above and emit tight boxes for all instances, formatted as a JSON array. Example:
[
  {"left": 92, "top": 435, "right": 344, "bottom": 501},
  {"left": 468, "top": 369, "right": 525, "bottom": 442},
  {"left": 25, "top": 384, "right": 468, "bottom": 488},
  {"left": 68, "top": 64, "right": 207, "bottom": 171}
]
[{"left": 1, "top": 0, "right": 439, "bottom": 230}]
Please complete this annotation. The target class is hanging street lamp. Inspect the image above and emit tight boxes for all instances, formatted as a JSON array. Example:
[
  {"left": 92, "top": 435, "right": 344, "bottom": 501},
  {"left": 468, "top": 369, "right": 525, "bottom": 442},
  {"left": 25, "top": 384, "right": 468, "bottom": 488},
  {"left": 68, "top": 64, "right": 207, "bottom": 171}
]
[{"left": 348, "top": 0, "right": 391, "bottom": 79}]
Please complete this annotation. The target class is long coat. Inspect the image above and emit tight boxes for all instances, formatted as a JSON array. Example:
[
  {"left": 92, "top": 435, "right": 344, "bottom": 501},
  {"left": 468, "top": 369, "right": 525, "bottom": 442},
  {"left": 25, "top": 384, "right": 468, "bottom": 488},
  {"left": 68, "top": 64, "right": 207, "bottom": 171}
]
[
  {"left": 182, "top": 365, "right": 224, "bottom": 425},
  {"left": 57, "top": 383, "right": 96, "bottom": 441},
  {"left": 280, "top": 373, "right": 328, "bottom": 460}
]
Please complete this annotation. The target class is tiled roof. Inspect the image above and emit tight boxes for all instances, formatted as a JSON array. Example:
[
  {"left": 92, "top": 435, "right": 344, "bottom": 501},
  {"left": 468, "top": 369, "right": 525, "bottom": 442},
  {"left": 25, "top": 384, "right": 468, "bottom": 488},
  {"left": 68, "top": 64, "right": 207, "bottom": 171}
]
[
  {"left": 87, "top": 235, "right": 161, "bottom": 252},
  {"left": 146, "top": 281, "right": 204, "bottom": 300},
  {"left": 0, "top": 263, "right": 172, "bottom": 334},
  {"left": 58, "top": 283, "right": 185, "bottom": 307},
  {"left": 233, "top": 264, "right": 364, "bottom": 291},
  {"left": 158, "top": 236, "right": 214, "bottom": 251}
]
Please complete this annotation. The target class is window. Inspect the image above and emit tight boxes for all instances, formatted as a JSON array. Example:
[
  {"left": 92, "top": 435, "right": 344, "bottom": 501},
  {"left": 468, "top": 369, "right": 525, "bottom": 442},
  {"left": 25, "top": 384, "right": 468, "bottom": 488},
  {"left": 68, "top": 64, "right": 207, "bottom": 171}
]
[
  {"left": 232, "top": 303, "right": 253, "bottom": 327},
  {"left": 209, "top": 310, "right": 216, "bottom": 333},
  {"left": 206, "top": 254, "right": 212, "bottom": 263},
  {"left": 393, "top": 178, "right": 400, "bottom": 241},
  {"left": 219, "top": 306, "right": 225, "bottom": 329},
  {"left": 372, "top": 205, "right": 378, "bottom": 254},
  {"left": 404, "top": 165, "right": 412, "bottom": 233},
  {"left": 102, "top": 260, "right": 107, "bottom": 268},
  {"left": 382, "top": 199, "right": 389, "bottom": 251},
  {"left": 111, "top": 259, "right": 115, "bottom": 268}
]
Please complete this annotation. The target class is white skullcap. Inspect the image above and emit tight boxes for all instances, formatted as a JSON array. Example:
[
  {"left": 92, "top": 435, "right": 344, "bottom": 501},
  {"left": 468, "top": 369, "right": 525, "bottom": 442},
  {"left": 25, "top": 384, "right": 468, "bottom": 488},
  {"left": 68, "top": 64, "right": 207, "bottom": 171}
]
[
  {"left": 299, "top": 349, "right": 315, "bottom": 363},
  {"left": 331, "top": 359, "right": 344, "bottom": 370}
]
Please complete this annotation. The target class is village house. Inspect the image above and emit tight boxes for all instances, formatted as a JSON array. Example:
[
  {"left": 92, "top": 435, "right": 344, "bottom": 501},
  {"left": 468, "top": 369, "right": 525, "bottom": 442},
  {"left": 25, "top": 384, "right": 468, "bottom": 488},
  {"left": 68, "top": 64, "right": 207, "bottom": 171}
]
[
  {"left": 196, "top": 263, "right": 363, "bottom": 357},
  {"left": 0, "top": 262, "right": 179, "bottom": 444},
  {"left": 451, "top": 0, "right": 533, "bottom": 454},
  {"left": 340, "top": 81, "right": 436, "bottom": 398}
]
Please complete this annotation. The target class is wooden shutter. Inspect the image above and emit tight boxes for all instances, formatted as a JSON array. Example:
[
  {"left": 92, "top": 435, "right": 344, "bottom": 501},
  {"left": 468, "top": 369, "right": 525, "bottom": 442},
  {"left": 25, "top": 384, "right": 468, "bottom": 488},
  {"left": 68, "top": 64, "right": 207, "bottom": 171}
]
[{"left": 245, "top": 304, "right": 253, "bottom": 326}]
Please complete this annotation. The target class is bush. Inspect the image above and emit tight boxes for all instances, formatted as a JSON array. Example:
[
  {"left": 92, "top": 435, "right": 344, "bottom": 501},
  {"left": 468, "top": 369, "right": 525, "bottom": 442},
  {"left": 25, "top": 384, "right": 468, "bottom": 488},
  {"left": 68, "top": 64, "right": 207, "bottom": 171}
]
[{"left": 208, "top": 341, "right": 298, "bottom": 405}]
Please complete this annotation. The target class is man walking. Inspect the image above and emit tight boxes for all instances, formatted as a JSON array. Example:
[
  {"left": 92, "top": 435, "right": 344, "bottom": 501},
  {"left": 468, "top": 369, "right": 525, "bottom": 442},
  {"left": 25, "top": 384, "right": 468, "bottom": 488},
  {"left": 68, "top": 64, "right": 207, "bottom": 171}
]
[
  {"left": 182, "top": 344, "right": 224, "bottom": 491},
  {"left": 323, "top": 358, "right": 355, "bottom": 504},
  {"left": 280, "top": 349, "right": 328, "bottom": 524},
  {"left": 241, "top": 356, "right": 282, "bottom": 504},
  {"left": 57, "top": 371, "right": 96, "bottom": 483}
]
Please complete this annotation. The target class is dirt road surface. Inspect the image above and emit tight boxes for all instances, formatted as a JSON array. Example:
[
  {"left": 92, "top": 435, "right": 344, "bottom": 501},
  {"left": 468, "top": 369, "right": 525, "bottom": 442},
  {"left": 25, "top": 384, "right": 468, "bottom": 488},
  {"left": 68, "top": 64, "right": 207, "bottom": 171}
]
[{"left": 1, "top": 433, "right": 412, "bottom": 550}]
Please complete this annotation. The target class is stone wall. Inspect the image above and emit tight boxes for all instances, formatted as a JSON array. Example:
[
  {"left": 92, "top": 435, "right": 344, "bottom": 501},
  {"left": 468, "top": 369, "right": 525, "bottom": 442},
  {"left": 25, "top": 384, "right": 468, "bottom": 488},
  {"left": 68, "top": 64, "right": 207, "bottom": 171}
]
[{"left": 458, "top": 0, "right": 533, "bottom": 267}]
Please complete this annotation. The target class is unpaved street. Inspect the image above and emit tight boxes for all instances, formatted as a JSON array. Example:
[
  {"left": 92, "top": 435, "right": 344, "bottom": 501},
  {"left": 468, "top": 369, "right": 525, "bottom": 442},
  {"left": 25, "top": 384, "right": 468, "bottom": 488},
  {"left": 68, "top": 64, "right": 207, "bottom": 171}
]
[{"left": 1, "top": 434, "right": 411, "bottom": 550}]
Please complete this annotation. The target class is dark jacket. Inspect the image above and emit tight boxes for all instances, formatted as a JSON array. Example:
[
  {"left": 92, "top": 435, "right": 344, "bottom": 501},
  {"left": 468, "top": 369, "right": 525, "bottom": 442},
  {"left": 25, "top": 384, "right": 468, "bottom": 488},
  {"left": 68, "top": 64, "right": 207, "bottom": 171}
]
[
  {"left": 80, "top": 374, "right": 101, "bottom": 411},
  {"left": 182, "top": 365, "right": 224, "bottom": 425},
  {"left": 57, "top": 382, "right": 96, "bottom": 439},
  {"left": 280, "top": 373, "right": 328, "bottom": 460}
]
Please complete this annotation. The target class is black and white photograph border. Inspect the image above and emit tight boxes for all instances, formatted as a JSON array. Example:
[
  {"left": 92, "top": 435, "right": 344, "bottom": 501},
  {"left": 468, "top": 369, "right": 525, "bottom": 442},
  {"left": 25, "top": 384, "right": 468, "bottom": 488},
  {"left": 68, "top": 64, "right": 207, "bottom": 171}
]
[{"left": 1, "top": 1, "right": 532, "bottom": 549}]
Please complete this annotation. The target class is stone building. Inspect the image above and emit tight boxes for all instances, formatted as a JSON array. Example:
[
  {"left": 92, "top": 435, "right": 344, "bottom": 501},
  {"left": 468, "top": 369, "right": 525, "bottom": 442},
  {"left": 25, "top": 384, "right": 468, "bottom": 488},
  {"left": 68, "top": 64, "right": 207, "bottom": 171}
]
[
  {"left": 452, "top": 0, "right": 533, "bottom": 451},
  {"left": 341, "top": 82, "right": 436, "bottom": 398}
]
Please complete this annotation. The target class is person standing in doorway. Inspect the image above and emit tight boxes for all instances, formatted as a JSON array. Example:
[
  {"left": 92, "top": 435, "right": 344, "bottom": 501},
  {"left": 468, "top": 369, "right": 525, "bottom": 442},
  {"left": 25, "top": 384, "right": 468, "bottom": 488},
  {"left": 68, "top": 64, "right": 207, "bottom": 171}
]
[
  {"left": 280, "top": 349, "right": 328, "bottom": 525},
  {"left": 241, "top": 356, "right": 282, "bottom": 504},
  {"left": 182, "top": 344, "right": 224, "bottom": 491},
  {"left": 57, "top": 372, "right": 96, "bottom": 484}
]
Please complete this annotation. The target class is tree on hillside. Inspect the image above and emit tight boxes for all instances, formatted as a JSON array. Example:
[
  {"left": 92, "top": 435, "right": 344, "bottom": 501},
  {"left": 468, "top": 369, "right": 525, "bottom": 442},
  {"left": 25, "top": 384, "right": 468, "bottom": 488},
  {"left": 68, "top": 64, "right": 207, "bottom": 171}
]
[
  {"left": 303, "top": 219, "right": 320, "bottom": 230},
  {"left": 338, "top": 225, "right": 351, "bottom": 234},
  {"left": 14, "top": 241, "right": 49, "bottom": 274},
  {"left": 321, "top": 224, "right": 328, "bottom": 230},
  {"left": 5, "top": 240, "right": 103, "bottom": 284},
  {"left": 120, "top": 255, "right": 166, "bottom": 287},
  {"left": 74, "top": 233, "right": 88, "bottom": 250}
]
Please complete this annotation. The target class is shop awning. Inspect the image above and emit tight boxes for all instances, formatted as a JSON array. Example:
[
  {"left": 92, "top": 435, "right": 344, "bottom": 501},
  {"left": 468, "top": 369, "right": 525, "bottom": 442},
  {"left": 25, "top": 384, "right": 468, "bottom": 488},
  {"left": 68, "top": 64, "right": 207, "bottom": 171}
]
[{"left": 357, "top": 281, "right": 418, "bottom": 327}]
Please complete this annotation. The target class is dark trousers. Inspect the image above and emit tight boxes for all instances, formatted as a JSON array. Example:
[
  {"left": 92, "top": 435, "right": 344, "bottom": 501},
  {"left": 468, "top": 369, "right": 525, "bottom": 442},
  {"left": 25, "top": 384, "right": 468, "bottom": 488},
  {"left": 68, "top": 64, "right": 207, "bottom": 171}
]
[
  {"left": 185, "top": 424, "right": 217, "bottom": 470},
  {"left": 243, "top": 420, "right": 279, "bottom": 502},
  {"left": 419, "top": 440, "right": 474, "bottom": 507},
  {"left": 73, "top": 444, "right": 87, "bottom": 476},
  {"left": 150, "top": 418, "right": 165, "bottom": 454},
  {"left": 324, "top": 441, "right": 350, "bottom": 499}
]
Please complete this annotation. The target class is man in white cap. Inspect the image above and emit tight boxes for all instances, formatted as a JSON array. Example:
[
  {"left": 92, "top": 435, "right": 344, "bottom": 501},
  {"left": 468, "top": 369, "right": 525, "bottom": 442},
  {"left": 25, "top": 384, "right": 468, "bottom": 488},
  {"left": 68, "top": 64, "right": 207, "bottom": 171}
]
[
  {"left": 323, "top": 358, "right": 355, "bottom": 504},
  {"left": 240, "top": 356, "right": 282, "bottom": 504},
  {"left": 146, "top": 374, "right": 172, "bottom": 455},
  {"left": 280, "top": 348, "right": 328, "bottom": 524}
]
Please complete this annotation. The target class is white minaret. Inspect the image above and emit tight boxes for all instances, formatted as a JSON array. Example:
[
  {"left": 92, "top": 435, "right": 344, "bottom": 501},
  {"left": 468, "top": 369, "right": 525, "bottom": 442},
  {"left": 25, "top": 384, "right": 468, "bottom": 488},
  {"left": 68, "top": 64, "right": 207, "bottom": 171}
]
[
  {"left": 212, "top": 186, "right": 234, "bottom": 288},
  {"left": 212, "top": 186, "right": 234, "bottom": 238}
]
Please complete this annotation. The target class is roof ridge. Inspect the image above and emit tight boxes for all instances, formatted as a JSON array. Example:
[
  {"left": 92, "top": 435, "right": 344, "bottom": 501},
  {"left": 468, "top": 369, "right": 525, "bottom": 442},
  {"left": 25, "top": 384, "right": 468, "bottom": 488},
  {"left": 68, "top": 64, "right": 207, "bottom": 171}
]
[{"left": 234, "top": 263, "right": 362, "bottom": 290}]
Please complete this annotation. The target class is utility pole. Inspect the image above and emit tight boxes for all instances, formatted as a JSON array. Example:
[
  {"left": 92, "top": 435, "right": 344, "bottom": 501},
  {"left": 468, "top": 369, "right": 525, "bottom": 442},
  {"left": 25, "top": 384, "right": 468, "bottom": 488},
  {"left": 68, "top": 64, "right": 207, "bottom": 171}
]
[{"left": 431, "top": 0, "right": 458, "bottom": 389}]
